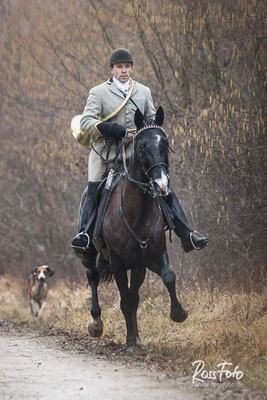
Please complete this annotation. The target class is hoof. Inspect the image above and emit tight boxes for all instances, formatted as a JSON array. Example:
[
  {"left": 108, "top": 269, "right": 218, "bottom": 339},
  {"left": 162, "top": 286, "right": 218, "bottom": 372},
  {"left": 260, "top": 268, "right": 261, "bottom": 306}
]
[
  {"left": 170, "top": 308, "right": 188, "bottom": 323},
  {"left": 88, "top": 317, "right": 103, "bottom": 338},
  {"left": 125, "top": 337, "right": 144, "bottom": 353},
  {"left": 125, "top": 344, "right": 143, "bottom": 354}
]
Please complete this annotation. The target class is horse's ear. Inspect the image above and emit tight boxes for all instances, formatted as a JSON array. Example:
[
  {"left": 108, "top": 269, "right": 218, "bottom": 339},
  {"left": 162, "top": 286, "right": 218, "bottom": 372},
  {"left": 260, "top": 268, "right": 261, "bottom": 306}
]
[
  {"left": 134, "top": 108, "right": 144, "bottom": 130},
  {"left": 155, "top": 106, "right": 164, "bottom": 126}
]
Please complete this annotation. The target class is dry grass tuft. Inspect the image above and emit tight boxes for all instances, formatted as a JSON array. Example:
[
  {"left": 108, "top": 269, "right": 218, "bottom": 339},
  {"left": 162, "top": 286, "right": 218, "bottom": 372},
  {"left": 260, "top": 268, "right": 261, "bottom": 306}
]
[{"left": 0, "top": 274, "right": 266, "bottom": 390}]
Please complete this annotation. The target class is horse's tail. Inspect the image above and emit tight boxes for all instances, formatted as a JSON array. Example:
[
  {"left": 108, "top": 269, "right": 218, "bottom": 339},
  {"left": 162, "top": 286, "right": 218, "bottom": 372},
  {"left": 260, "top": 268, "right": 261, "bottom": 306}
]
[{"left": 97, "top": 255, "right": 114, "bottom": 283}]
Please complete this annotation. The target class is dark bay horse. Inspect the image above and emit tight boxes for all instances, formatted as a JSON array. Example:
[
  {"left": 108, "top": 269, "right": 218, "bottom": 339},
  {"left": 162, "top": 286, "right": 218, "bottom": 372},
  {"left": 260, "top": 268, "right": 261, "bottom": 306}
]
[{"left": 88, "top": 107, "right": 188, "bottom": 351}]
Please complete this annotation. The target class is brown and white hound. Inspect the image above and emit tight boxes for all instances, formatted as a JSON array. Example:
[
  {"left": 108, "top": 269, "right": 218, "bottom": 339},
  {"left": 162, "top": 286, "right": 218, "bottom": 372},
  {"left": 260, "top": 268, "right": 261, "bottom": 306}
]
[{"left": 27, "top": 265, "right": 54, "bottom": 319}]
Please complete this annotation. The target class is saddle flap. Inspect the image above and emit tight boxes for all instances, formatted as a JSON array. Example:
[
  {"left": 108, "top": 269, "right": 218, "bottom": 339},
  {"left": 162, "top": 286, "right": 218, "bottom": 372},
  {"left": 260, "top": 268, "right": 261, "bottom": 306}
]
[{"left": 93, "top": 172, "right": 124, "bottom": 253}]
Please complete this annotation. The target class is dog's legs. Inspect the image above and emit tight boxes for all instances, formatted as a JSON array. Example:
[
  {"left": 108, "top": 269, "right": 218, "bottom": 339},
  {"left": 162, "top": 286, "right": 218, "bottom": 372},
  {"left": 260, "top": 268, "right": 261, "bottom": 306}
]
[
  {"left": 38, "top": 301, "right": 46, "bottom": 319},
  {"left": 30, "top": 299, "right": 39, "bottom": 318}
]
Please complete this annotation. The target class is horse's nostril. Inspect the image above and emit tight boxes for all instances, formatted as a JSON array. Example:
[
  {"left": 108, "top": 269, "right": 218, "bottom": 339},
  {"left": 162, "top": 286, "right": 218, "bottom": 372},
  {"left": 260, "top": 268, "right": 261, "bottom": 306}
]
[
  {"left": 160, "top": 188, "right": 169, "bottom": 196},
  {"left": 155, "top": 183, "right": 169, "bottom": 196}
]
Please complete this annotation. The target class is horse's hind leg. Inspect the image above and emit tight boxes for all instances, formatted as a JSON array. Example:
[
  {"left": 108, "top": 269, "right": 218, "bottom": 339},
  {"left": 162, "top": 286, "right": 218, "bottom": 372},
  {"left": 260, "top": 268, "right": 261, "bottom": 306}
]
[
  {"left": 158, "top": 251, "right": 188, "bottom": 323},
  {"left": 84, "top": 246, "right": 103, "bottom": 337}
]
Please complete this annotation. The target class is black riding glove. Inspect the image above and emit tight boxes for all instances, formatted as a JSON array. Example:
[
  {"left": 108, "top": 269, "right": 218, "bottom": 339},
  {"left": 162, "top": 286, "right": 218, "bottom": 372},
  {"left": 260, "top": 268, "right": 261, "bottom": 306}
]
[{"left": 97, "top": 122, "right": 126, "bottom": 140}]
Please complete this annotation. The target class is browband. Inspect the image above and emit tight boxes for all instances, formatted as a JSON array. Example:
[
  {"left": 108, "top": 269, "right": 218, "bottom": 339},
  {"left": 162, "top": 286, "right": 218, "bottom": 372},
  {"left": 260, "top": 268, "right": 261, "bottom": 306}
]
[{"left": 134, "top": 125, "right": 166, "bottom": 138}]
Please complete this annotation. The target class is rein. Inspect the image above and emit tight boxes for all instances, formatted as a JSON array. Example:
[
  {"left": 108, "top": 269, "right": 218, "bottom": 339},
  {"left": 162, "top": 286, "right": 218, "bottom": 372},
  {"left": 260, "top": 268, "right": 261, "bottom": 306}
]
[
  {"left": 119, "top": 185, "right": 162, "bottom": 249},
  {"left": 91, "top": 137, "right": 126, "bottom": 178}
]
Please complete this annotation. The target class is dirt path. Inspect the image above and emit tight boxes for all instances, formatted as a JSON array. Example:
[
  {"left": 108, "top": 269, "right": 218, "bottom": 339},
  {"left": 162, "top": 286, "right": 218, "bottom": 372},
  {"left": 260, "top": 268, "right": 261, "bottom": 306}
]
[
  {"left": 0, "top": 324, "right": 262, "bottom": 400},
  {"left": 0, "top": 326, "right": 204, "bottom": 400}
]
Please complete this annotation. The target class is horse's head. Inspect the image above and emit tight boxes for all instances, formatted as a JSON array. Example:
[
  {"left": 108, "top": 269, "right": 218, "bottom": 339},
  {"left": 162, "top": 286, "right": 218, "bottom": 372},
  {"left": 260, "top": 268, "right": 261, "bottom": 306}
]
[{"left": 133, "top": 107, "right": 170, "bottom": 196}]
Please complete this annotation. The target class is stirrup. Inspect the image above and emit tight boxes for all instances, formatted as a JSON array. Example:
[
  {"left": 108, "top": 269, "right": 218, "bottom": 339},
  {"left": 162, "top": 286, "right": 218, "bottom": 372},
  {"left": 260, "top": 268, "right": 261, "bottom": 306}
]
[
  {"left": 190, "top": 231, "right": 205, "bottom": 250},
  {"left": 182, "top": 231, "right": 208, "bottom": 253},
  {"left": 71, "top": 232, "right": 90, "bottom": 251}
]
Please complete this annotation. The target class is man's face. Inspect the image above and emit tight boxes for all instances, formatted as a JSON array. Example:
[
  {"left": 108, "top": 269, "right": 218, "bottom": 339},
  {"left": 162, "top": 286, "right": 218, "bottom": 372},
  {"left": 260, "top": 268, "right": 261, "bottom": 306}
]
[{"left": 109, "top": 62, "right": 133, "bottom": 83}]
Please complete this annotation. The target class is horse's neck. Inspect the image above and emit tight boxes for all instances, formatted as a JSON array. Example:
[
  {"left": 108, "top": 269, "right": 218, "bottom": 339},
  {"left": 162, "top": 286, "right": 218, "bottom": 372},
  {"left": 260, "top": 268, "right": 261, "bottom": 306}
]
[
  {"left": 123, "top": 162, "right": 154, "bottom": 214},
  {"left": 128, "top": 160, "right": 145, "bottom": 183}
]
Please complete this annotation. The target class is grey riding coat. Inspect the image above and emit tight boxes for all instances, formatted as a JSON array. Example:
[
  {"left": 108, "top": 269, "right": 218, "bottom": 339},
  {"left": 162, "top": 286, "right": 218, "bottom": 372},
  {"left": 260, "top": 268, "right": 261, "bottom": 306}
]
[{"left": 80, "top": 78, "right": 156, "bottom": 182}]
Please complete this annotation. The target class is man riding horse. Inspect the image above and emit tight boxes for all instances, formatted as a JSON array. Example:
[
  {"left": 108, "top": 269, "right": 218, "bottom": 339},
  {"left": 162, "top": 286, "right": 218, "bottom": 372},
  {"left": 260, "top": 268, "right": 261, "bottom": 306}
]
[{"left": 72, "top": 48, "right": 208, "bottom": 262}]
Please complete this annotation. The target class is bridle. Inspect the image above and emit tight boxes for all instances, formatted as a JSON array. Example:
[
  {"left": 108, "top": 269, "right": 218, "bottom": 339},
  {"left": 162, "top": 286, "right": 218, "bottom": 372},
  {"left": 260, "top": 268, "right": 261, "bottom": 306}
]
[
  {"left": 122, "top": 125, "right": 170, "bottom": 197},
  {"left": 120, "top": 125, "right": 170, "bottom": 249},
  {"left": 136, "top": 148, "right": 169, "bottom": 187}
]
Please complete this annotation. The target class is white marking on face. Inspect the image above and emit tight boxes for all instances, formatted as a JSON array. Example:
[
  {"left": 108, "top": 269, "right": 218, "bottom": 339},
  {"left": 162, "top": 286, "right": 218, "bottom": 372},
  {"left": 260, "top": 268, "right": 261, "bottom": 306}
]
[
  {"left": 155, "top": 169, "right": 169, "bottom": 195},
  {"left": 155, "top": 134, "right": 161, "bottom": 144},
  {"left": 38, "top": 270, "right": 46, "bottom": 280}
]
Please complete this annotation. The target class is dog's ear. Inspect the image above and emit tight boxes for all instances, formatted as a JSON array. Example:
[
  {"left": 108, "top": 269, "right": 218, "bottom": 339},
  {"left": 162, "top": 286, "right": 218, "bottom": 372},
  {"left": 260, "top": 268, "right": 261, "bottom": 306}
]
[
  {"left": 47, "top": 268, "right": 54, "bottom": 277},
  {"left": 32, "top": 267, "right": 38, "bottom": 275}
]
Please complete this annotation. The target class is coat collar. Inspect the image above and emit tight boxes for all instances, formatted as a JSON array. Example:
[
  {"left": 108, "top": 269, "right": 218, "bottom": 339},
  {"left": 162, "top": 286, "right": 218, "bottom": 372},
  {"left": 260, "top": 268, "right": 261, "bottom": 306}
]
[{"left": 106, "top": 77, "right": 138, "bottom": 98}]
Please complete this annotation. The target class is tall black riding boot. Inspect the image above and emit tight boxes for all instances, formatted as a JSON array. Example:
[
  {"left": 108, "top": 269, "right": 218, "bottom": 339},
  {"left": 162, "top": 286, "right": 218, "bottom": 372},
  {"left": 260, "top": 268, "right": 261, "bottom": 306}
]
[
  {"left": 166, "top": 189, "right": 208, "bottom": 253},
  {"left": 71, "top": 181, "right": 101, "bottom": 255}
]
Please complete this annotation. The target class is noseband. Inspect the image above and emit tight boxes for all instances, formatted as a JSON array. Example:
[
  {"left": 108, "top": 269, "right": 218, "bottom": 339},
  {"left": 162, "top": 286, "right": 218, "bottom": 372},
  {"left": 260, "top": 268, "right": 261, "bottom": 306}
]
[{"left": 138, "top": 157, "right": 169, "bottom": 181}]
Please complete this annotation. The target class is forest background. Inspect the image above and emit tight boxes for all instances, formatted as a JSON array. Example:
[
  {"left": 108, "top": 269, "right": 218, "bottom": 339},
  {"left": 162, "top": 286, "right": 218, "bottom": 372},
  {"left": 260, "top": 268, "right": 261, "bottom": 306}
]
[{"left": 0, "top": 0, "right": 266, "bottom": 290}]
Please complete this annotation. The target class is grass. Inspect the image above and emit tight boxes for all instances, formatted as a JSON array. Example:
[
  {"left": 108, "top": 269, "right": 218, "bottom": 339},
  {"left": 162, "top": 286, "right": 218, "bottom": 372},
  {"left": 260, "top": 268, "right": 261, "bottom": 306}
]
[{"left": 0, "top": 274, "right": 266, "bottom": 391}]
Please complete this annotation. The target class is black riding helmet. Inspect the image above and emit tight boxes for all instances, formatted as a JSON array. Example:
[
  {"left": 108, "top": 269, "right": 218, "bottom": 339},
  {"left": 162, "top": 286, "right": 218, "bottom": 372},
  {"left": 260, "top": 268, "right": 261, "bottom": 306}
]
[{"left": 109, "top": 48, "right": 133, "bottom": 67}]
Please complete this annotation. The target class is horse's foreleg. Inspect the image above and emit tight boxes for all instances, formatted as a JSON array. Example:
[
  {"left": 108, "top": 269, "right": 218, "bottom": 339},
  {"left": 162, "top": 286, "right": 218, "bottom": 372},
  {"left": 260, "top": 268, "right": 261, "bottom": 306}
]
[
  {"left": 112, "top": 256, "right": 141, "bottom": 351},
  {"left": 129, "top": 266, "right": 146, "bottom": 348},
  {"left": 86, "top": 267, "right": 103, "bottom": 337},
  {"left": 159, "top": 252, "right": 188, "bottom": 323},
  {"left": 114, "top": 269, "right": 135, "bottom": 349}
]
